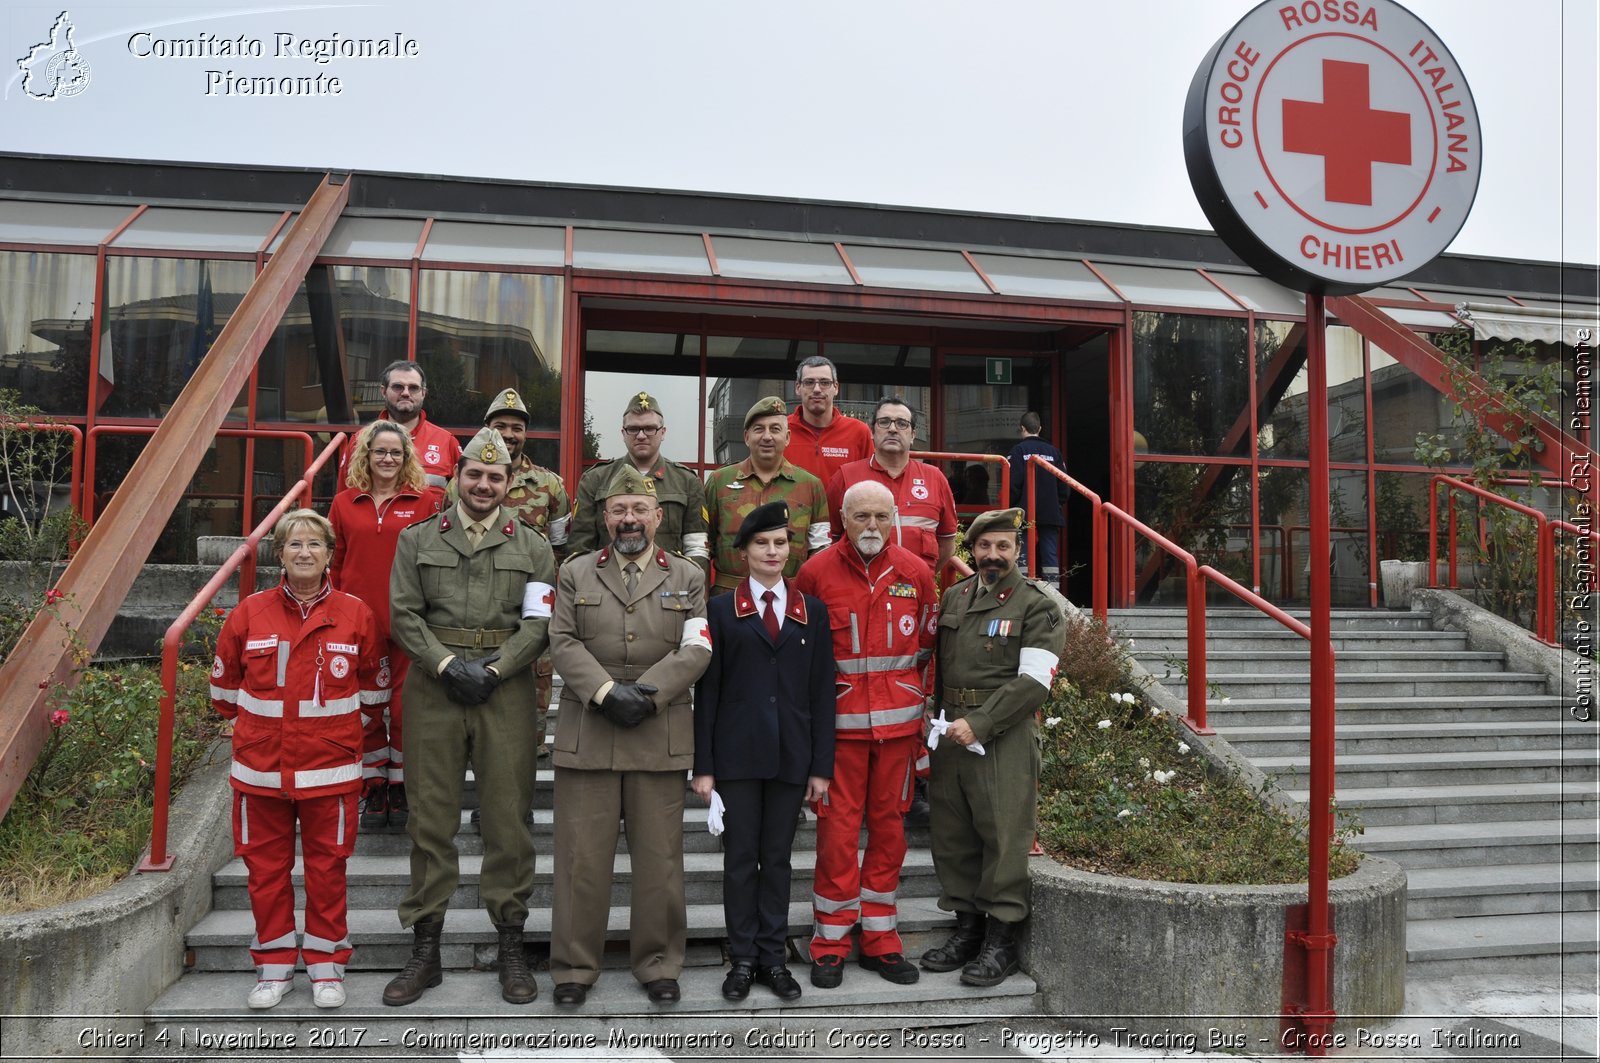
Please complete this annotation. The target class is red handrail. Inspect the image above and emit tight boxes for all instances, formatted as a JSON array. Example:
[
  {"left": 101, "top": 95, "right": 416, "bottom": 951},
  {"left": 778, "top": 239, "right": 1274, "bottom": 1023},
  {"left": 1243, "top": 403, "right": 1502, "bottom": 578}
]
[
  {"left": 911, "top": 450, "right": 1011, "bottom": 516},
  {"left": 139, "top": 433, "right": 346, "bottom": 872},
  {"left": 0, "top": 421, "right": 84, "bottom": 523},
  {"left": 1428, "top": 474, "right": 1558, "bottom": 645}
]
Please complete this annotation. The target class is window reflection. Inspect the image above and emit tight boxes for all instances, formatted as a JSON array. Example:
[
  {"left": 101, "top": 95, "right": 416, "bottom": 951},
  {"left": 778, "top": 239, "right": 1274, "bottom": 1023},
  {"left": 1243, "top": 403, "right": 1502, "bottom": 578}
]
[
  {"left": 1134, "top": 460, "right": 1254, "bottom": 603},
  {"left": 1132, "top": 312, "right": 1249, "bottom": 456},
  {"left": 0, "top": 251, "right": 96, "bottom": 414}
]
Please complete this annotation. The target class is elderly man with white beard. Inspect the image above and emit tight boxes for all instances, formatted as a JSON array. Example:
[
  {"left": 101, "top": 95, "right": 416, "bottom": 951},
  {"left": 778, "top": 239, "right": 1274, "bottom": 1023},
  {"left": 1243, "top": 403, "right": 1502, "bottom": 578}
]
[{"left": 793, "top": 480, "right": 938, "bottom": 988}]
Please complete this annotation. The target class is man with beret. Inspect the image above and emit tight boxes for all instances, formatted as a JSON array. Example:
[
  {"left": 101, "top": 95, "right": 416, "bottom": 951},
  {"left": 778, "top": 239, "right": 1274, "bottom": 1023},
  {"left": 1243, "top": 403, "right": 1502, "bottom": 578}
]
[
  {"left": 704, "top": 395, "right": 830, "bottom": 595},
  {"left": 547, "top": 464, "right": 713, "bottom": 1006},
  {"left": 384, "top": 428, "right": 558, "bottom": 1007},
  {"left": 921, "top": 507, "right": 1064, "bottom": 988},
  {"left": 568, "top": 391, "right": 710, "bottom": 573}
]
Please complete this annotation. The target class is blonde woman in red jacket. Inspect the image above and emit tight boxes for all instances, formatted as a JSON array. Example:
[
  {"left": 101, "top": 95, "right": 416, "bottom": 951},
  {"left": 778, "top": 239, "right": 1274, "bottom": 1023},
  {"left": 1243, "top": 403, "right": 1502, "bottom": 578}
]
[
  {"left": 211, "top": 509, "right": 390, "bottom": 1010},
  {"left": 328, "top": 420, "right": 444, "bottom": 829}
]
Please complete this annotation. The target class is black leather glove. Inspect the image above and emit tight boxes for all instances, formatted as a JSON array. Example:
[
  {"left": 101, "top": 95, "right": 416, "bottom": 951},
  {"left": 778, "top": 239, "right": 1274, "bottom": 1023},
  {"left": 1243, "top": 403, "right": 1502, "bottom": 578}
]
[
  {"left": 443, "top": 653, "right": 500, "bottom": 705},
  {"left": 599, "top": 682, "right": 659, "bottom": 729}
]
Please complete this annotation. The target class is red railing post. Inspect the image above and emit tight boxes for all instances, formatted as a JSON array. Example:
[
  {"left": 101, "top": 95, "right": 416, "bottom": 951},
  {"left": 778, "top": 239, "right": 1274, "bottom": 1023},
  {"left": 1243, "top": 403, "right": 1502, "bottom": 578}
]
[
  {"left": 1184, "top": 558, "right": 1209, "bottom": 734},
  {"left": 1026, "top": 456, "right": 1038, "bottom": 578},
  {"left": 1536, "top": 518, "right": 1556, "bottom": 645},
  {"left": 1091, "top": 497, "right": 1108, "bottom": 623}
]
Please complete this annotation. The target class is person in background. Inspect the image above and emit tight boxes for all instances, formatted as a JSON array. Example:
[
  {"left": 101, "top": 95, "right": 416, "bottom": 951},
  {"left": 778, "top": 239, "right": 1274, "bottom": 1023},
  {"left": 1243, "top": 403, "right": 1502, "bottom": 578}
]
[
  {"left": 336, "top": 359, "right": 461, "bottom": 490},
  {"left": 786, "top": 355, "right": 872, "bottom": 487},
  {"left": 1006, "top": 411, "right": 1067, "bottom": 585},
  {"left": 693, "top": 501, "right": 835, "bottom": 1002},
  {"left": 328, "top": 420, "right": 444, "bottom": 829},
  {"left": 210, "top": 508, "right": 389, "bottom": 1011}
]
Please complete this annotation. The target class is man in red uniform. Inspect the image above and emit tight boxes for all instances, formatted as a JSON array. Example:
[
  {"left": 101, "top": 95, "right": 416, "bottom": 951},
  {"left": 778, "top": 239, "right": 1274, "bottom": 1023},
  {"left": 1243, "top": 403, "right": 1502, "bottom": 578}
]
[
  {"left": 786, "top": 355, "right": 872, "bottom": 488},
  {"left": 337, "top": 360, "right": 462, "bottom": 490},
  {"left": 826, "top": 396, "right": 958, "bottom": 577},
  {"left": 795, "top": 479, "right": 937, "bottom": 989}
]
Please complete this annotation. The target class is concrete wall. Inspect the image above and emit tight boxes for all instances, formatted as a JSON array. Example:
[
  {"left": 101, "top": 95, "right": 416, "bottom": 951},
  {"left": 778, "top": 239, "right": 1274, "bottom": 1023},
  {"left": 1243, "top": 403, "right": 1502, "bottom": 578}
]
[
  {"left": 1412, "top": 587, "right": 1571, "bottom": 700},
  {"left": 0, "top": 747, "right": 233, "bottom": 1061},
  {"left": 1026, "top": 854, "right": 1408, "bottom": 1052}
]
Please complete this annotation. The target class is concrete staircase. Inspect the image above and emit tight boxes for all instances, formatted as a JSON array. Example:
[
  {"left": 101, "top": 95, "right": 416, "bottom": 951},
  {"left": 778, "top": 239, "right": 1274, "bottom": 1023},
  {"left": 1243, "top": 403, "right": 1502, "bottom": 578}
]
[
  {"left": 1111, "top": 606, "right": 1599, "bottom": 969},
  {"left": 143, "top": 695, "right": 1041, "bottom": 1043}
]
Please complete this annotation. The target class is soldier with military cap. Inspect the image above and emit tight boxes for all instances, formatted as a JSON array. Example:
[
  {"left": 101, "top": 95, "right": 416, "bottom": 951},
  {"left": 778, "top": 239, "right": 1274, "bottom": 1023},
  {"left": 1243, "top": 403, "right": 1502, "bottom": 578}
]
[
  {"left": 383, "top": 427, "right": 558, "bottom": 1007},
  {"left": 568, "top": 391, "right": 710, "bottom": 573},
  {"left": 920, "top": 507, "right": 1063, "bottom": 988},
  {"left": 547, "top": 462, "right": 713, "bottom": 1007},
  {"left": 704, "top": 395, "right": 830, "bottom": 595}
]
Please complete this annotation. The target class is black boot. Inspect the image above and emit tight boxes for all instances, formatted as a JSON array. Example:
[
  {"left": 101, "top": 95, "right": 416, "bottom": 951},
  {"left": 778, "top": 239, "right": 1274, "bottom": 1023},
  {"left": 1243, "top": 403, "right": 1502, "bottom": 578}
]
[
  {"left": 494, "top": 923, "right": 538, "bottom": 1004},
  {"left": 960, "top": 918, "right": 1021, "bottom": 987},
  {"left": 904, "top": 777, "right": 931, "bottom": 828},
  {"left": 383, "top": 920, "right": 443, "bottom": 1006},
  {"left": 919, "top": 911, "right": 985, "bottom": 972},
  {"left": 386, "top": 782, "right": 409, "bottom": 829}
]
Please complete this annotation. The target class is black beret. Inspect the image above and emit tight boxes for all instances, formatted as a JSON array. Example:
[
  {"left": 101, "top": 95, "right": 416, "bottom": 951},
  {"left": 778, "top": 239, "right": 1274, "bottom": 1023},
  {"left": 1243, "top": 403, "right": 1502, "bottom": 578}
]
[{"left": 734, "top": 500, "right": 790, "bottom": 550}]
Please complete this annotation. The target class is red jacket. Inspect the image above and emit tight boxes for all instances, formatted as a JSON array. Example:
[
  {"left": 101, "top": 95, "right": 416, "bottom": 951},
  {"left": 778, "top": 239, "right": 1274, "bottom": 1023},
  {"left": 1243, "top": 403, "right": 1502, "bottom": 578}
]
[
  {"left": 337, "top": 410, "right": 462, "bottom": 490},
  {"left": 787, "top": 409, "right": 872, "bottom": 488},
  {"left": 327, "top": 485, "right": 444, "bottom": 640},
  {"left": 825, "top": 456, "right": 957, "bottom": 575},
  {"left": 795, "top": 541, "right": 936, "bottom": 740},
  {"left": 211, "top": 583, "right": 390, "bottom": 799}
]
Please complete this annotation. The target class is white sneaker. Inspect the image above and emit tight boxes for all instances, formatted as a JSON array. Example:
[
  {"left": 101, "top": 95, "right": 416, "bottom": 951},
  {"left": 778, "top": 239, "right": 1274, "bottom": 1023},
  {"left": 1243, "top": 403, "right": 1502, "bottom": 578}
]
[
  {"left": 312, "top": 980, "right": 346, "bottom": 1008},
  {"left": 246, "top": 978, "right": 293, "bottom": 1009}
]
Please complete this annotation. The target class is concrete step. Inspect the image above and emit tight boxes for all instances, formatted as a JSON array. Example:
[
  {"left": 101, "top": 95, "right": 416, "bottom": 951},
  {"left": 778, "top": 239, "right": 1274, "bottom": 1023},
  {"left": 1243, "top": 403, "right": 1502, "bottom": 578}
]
[
  {"left": 1156, "top": 671, "right": 1550, "bottom": 699},
  {"left": 1123, "top": 630, "right": 1470, "bottom": 654},
  {"left": 1254, "top": 749, "right": 1600, "bottom": 790},
  {"left": 1109, "top": 607, "right": 1437, "bottom": 632},
  {"left": 1220, "top": 721, "right": 1598, "bottom": 758},
  {"left": 1353, "top": 816, "right": 1599, "bottom": 866},
  {"left": 186, "top": 895, "right": 962, "bottom": 972},
  {"left": 1407, "top": 863, "right": 1600, "bottom": 919},
  {"left": 1132, "top": 648, "right": 1506, "bottom": 675},
  {"left": 209, "top": 848, "right": 942, "bottom": 912},
  {"left": 1291, "top": 782, "right": 1599, "bottom": 829},
  {"left": 1406, "top": 911, "right": 1600, "bottom": 963},
  {"left": 1205, "top": 694, "right": 1565, "bottom": 728}
]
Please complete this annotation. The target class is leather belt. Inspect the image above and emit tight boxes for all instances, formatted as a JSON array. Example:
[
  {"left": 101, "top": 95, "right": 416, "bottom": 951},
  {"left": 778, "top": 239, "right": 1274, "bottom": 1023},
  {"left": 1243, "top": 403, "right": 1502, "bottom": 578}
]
[
  {"left": 429, "top": 625, "right": 514, "bottom": 648},
  {"left": 943, "top": 686, "right": 998, "bottom": 707}
]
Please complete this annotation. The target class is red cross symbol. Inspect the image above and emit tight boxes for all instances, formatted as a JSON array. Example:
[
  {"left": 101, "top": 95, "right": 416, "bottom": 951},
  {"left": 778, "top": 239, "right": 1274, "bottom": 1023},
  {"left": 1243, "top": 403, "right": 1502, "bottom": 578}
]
[{"left": 1282, "top": 59, "right": 1411, "bottom": 206}]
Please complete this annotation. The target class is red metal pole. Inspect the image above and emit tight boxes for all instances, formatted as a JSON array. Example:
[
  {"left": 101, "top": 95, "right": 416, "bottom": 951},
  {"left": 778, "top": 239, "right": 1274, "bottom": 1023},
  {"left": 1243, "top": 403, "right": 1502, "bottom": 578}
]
[
  {"left": 1428, "top": 477, "right": 1440, "bottom": 588},
  {"left": 1091, "top": 498, "right": 1108, "bottom": 623},
  {"left": 1537, "top": 517, "right": 1556, "bottom": 645},
  {"left": 1184, "top": 558, "right": 1209, "bottom": 733},
  {"left": 1026, "top": 456, "right": 1038, "bottom": 578}
]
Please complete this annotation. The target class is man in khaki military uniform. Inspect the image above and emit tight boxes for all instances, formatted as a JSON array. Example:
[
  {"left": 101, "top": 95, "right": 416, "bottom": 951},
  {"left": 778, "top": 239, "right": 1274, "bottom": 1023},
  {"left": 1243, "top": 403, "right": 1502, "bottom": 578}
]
[
  {"left": 384, "top": 428, "right": 558, "bottom": 1007},
  {"left": 921, "top": 507, "right": 1063, "bottom": 988},
  {"left": 547, "top": 464, "right": 713, "bottom": 1007},
  {"left": 450, "top": 387, "right": 570, "bottom": 759},
  {"left": 568, "top": 391, "right": 711, "bottom": 573}
]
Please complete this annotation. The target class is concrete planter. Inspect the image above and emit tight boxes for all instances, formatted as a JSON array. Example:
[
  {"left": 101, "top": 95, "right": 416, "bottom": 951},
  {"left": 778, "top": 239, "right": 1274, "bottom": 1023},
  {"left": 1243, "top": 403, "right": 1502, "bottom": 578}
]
[
  {"left": 1379, "top": 559, "right": 1429, "bottom": 608},
  {"left": 195, "top": 536, "right": 275, "bottom": 567},
  {"left": 1026, "top": 854, "right": 1407, "bottom": 1052}
]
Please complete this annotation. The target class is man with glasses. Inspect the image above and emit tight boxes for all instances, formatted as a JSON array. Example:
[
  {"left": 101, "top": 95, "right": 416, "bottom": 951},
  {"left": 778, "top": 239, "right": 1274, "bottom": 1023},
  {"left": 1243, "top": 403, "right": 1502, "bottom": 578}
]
[
  {"left": 786, "top": 355, "right": 872, "bottom": 488},
  {"left": 568, "top": 392, "right": 711, "bottom": 574},
  {"left": 338, "top": 359, "right": 462, "bottom": 490}
]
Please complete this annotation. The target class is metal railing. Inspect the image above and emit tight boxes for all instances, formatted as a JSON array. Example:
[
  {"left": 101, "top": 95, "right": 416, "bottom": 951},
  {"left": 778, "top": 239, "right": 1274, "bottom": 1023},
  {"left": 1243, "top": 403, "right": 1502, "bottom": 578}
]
[
  {"left": 912, "top": 450, "right": 1011, "bottom": 516},
  {"left": 1428, "top": 474, "right": 1559, "bottom": 645},
  {"left": 0, "top": 421, "right": 85, "bottom": 522},
  {"left": 138, "top": 433, "right": 346, "bottom": 872}
]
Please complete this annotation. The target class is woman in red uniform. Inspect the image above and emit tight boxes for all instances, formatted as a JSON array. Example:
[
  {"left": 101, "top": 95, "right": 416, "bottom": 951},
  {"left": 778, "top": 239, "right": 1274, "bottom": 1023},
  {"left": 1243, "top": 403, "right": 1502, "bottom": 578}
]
[
  {"left": 211, "top": 509, "right": 389, "bottom": 1009},
  {"left": 327, "top": 420, "right": 444, "bottom": 828}
]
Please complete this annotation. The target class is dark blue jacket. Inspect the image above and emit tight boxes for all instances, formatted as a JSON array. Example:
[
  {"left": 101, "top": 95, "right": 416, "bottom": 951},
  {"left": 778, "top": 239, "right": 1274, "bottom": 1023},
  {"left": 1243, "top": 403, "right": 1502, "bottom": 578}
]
[
  {"left": 694, "top": 579, "right": 836, "bottom": 785},
  {"left": 1007, "top": 436, "right": 1067, "bottom": 526}
]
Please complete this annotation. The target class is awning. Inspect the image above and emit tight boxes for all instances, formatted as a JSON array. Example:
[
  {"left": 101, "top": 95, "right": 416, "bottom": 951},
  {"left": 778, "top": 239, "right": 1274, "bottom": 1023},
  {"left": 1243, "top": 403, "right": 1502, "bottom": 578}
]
[{"left": 1454, "top": 301, "right": 1600, "bottom": 345}]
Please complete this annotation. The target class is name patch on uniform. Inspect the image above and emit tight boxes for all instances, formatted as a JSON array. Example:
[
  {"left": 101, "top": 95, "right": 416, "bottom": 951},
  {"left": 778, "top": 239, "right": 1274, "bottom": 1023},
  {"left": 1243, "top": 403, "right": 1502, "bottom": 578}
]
[
  {"left": 326, "top": 642, "right": 359, "bottom": 654},
  {"left": 888, "top": 582, "right": 917, "bottom": 598},
  {"left": 245, "top": 637, "right": 279, "bottom": 652}
]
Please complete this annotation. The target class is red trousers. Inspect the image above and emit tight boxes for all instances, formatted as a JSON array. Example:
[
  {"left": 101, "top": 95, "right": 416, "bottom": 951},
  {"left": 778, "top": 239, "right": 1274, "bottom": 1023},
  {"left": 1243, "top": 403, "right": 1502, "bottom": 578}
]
[
  {"left": 362, "top": 639, "right": 411, "bottom": 783},
  {"left": 809, "top": 734, "right": 920, "bottom": 961},
  {"left": 233, "top": 789, "right": 358, "bottom": 982}
]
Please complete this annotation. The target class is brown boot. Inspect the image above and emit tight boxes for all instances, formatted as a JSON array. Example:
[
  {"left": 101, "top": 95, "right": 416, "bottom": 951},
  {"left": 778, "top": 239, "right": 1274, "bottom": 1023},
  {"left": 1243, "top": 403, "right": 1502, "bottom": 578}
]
[
  {"left": 919, "top": 910, "right": 985, "bottom": 972},
  {"left": 382, "top": 920, "right": 443, "bottom": 1006},
  {"left": 495, "top": 923, "right": 538, "bottom": 1004}
]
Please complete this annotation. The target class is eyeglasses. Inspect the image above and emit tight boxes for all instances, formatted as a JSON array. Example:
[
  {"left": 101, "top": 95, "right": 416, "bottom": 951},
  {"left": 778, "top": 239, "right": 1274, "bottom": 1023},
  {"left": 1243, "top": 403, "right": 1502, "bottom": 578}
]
[
  {"left": 384, "top": 383, "right": 424, "bottom": 393},
  {"left": 797, "top": 378, "right": 836, "bottom": 391},
  {"left": 874, "top": 417, "right": 914, "bottom": 430},
  {"left": 623, "top": 425, "right": 663, "bottom": 437},
  {"left": 371, "top": 449, "right": 405, "bottom": 460},
  {"left": 284, "top": 539, "right": 328, "bottom": 552}
]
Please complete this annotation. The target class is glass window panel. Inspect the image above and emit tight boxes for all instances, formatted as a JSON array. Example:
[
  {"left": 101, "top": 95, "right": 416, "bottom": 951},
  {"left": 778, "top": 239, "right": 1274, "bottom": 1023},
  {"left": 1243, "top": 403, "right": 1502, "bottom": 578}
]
[
  {"left": 1369, "top": 343, "right": 1458, "bottom": 465},
  {"left": 1207, "top": 272, "right": 1306, "bottom": 316},
  {"left": 588, "top": 330, "right": 684, "bottom": 357},
  {"left": 707, "top": 375, "right": 801, "bottom": 467},
  {"left": 1256, "top": 319, "right": 1310, "bottom": 460},
  {"left": 585, "top": 370, "right": 704, "bottom": 466},
  {"left": 1257, "top": 465, "right": 1307, "bottom": 604},
  {"left": 1097, "top": 263, "right": 1241, "bottom": 311},
  {"left": 705, "top": 335, "right": 804, "bottom": 363},
  {"left": 816, "top": 342, "right": 931, "bottom": 427},
  {"left": 1375, "top": 307, "right": 1458, "bottom": 330},
  {"left": 99, "top": 258, "right": 255, "bottom": 419},
  {"left": 1374, "top": 470, "right": 1432, "bottom": 563},
  {"left": 841, "top": 245, "right": 989, "bottom": 294},
  {"left": 571, "top": 230, "right": 710, "bottom": 275},
  {"left": 1132, "top": 312, "right": 1249, "bottom": 456},
  {"left": 0, "top": 250, "right": 96, "bottom": 414},
  {"left": 319, "top": 217, "right": 424, "bottom": 260},
  {"left": 968, "top": 254, "right": 1120, "bottom": 302},
  {"left": 113, "top": 208, "right": 280, "bottom": 253},
  {"left": 939, "top": 354, "right": 1053, "bottom": 509},
  {"left": 1328, "top": 472, "right": 1372, "bottom": 606},
  {"left": 1326, "top": 325, "right": 1368, "bottom": 465},
  {"left": 711, "top": 237, "right": 853, "bottom": 285},
  {"left": 420, "top": 221, "right": 565, "bottom": 267},
  {"left": 1133, "top": 460, "right": 1254, "bottom": 601},
  {"left": 0, "top": 201, "right": 133, "bottom": 246},
  {"left": 415, "top": 270, "right": 565, "bottom": 432}
]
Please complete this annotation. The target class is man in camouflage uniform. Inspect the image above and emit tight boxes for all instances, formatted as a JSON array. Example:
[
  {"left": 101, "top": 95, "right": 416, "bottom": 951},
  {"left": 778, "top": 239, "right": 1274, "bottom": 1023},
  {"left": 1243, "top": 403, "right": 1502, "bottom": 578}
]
[
  {"left": 920, "top": 507, "right": 1064, "bottom": 989},
  {"left": 704, "top": 395, "right": 830, "bottom": 594},
  {"left": 568, "top": 391, "right": 710, "bottom": 574},
  {"left": 450, "top": 387, "right": 570, "bottom": 758}
]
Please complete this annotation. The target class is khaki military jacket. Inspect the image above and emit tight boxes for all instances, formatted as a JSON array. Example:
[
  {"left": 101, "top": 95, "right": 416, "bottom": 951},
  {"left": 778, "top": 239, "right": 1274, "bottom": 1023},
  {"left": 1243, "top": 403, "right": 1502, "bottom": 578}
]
[
  {"left": 548, "top": 544, "right": 712, "bottom": 772},
  {"left": 935, "top": 566, "right": 1064, "bottom": 744},
  {"left": 568, "top": 458, "right": 710, "bottom": 570}
]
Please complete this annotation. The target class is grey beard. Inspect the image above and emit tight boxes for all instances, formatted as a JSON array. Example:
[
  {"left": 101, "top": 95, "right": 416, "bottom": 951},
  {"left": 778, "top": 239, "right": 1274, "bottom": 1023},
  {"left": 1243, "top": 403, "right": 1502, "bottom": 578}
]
[{"left": 854, "top": 532, "right": 885, "bottom": 557}]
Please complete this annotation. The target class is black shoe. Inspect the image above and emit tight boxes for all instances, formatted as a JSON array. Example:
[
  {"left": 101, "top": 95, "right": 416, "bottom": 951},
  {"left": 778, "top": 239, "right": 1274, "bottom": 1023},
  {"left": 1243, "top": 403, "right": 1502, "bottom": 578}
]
[
  {"left": 722, "top": 961, "right": 756, "bottom": 1001},
  {"left": 904, "top": 778, "right": 930, "bottom": 828},
  {"left": 859, "top": 951, "right": 920, "bottom": 984},
  {"left": 386, "top": 782, "right": 409, "bottom": 829},
  {"left": 552, "top": 982, "right": 587, "bottom": 1006},
  {"left": 359, "top": 784, "right": 388, "bottom": 829},
  {"left": 644, "top": 977, "right": 680, "bottom": 1003},
  {"left": 809, "top": 955, "right": 843, "bottom": 989},
  {"left": 960, "top": 919, "right": 1021, "bottom": 987},
  {"left": 920, "top": 911, "right": 986, "bottom": 972},
  {"left": 755, "top": 964, "right": 801, "bottom": 1000}
]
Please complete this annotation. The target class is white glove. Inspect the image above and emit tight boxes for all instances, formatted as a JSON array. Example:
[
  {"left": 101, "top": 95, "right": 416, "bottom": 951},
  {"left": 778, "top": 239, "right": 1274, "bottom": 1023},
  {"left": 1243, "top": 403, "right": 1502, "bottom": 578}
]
[
  {"left": 707, "top": 790, "right": 726, "bottom": 836},
  {"left": 927, "top": 709, "right": 986, "bottom": 756}
]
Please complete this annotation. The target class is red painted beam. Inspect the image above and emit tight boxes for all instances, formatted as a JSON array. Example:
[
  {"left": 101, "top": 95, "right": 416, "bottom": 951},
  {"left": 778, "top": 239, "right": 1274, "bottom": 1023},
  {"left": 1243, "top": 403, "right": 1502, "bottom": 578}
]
[{"left": 0, "top": 174, "right": 351, "bottom": 823}]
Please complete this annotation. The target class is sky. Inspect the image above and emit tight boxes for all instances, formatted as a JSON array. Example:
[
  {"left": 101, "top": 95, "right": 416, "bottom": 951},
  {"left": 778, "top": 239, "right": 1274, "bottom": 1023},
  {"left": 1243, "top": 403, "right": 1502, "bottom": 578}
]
[{"left": 2, "top": 0, "right": 1596, "bottom": 268}]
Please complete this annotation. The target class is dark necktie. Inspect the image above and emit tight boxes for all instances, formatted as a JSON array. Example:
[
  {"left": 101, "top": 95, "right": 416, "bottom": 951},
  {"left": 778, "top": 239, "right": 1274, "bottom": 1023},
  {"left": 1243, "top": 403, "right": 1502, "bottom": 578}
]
[{"left": 761, "top": 589, "right": 780, "bottom": 642}]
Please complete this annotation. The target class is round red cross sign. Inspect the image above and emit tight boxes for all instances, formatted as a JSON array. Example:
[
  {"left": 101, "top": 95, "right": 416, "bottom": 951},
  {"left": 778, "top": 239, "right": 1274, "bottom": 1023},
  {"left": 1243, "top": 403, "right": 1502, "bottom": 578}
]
[{"left": 1184, "top": 0, "right": 1481, "bottom": 294}]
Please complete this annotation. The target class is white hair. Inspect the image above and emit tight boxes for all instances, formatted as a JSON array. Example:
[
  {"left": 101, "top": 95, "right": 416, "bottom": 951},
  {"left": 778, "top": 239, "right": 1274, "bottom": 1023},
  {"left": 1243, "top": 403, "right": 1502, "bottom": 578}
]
[{"left": 841, "top": 480, "right": 894, "bottom": 516}]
